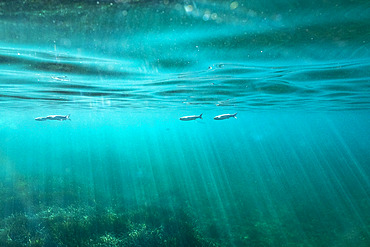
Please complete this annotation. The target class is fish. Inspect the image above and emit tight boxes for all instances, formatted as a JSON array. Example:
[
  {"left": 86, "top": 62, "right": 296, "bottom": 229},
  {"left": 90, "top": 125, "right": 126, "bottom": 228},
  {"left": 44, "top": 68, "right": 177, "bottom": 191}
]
[
  {"left": 213, "top": 113, "right": 237, "bottom": 120},
  {"left": 180, "top": 113, "right": 203, "bottom": 121},
  {"left": 35, "top": 114, "right": 71, "bottom": 121}
]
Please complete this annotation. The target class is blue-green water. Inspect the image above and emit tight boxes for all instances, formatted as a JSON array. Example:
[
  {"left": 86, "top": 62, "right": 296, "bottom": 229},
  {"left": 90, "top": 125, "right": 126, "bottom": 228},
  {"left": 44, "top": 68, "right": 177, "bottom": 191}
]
[{"left": 1, "top": 0, "right": 370, "bottom": 246}]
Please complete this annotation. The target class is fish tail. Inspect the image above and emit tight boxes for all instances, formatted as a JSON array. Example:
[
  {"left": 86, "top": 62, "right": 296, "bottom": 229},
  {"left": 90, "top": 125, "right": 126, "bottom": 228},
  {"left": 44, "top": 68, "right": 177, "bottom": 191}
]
[{"left": 199, "top": 113, "right": 203, "bottom": 119}]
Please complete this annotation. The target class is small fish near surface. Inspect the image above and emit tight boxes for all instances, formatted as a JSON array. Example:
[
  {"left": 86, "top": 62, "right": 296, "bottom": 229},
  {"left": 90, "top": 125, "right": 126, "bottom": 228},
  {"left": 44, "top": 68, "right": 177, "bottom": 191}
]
[
  {"left": 35, "top": 114, "right": 71, "bottom": 121},
  {"left": 214, "top": 113, "right": 237, "bottom": 120},
  {"left": 180, "top": 113, "right": 203, "bottom": 121}
]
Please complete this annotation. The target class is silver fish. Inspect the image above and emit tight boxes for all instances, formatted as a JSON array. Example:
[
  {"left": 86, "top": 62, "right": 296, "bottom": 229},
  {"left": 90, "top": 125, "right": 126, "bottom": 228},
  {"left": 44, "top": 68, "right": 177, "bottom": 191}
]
[
  {"left": 35, "top": 114, "right": 71, "bottom": 121},
  {"left": 180, "top": 114, "right": 203, "bottom": 121},
  {"left": 214, "top": 113, "right": 237, "bottom": 120}
]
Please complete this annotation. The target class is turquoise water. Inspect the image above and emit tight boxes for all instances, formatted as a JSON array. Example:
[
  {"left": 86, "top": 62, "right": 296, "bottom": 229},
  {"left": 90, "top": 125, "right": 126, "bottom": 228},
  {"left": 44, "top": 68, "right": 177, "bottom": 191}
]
[{"left": 1, "top": 0, "right": 370, "bottom": 246}]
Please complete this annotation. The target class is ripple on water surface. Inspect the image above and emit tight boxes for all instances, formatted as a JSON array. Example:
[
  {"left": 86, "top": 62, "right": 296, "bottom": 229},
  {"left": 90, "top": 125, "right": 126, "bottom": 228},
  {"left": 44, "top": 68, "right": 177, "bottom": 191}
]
[
  {"left": 0, "top": 46, "right": 369, "bottom": 111},
  {"left": 0, "top": 0, "right": 369, "bottom": 112}
]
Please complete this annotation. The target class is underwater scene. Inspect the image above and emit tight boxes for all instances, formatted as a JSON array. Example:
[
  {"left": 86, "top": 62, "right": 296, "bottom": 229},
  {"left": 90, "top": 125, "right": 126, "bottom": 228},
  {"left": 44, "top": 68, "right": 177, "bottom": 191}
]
[{"left": 1, "top": 0, "right": 370, "bottom": 246}]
